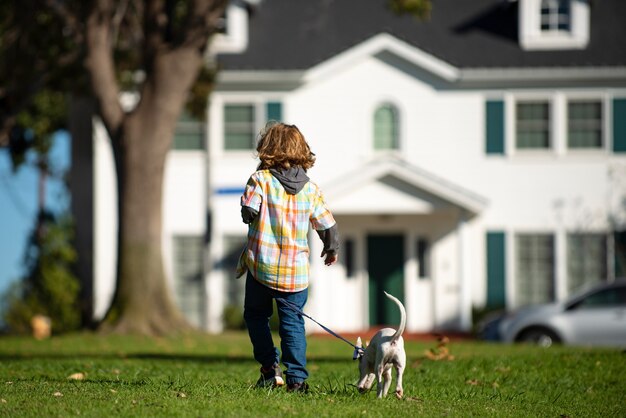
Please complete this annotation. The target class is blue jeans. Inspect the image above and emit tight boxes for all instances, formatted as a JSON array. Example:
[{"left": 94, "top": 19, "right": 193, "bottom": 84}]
[{"left": 243, "top": 271, "right": 309, "bottom": 384}]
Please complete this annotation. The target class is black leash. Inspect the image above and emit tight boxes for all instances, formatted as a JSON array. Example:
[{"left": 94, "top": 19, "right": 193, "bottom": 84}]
[{"left": 275, "top": 297, "right": 365, "bottom": 359}]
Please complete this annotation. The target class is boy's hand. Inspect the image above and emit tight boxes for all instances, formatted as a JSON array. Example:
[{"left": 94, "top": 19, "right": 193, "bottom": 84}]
[{"left": 321, "top": 250, "right": 337, "bottom": 266}]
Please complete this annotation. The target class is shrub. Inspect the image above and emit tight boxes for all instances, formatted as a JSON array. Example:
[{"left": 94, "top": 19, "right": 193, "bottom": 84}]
[{"left": 1, "top": 215, "right": 80, "bottom": 334}]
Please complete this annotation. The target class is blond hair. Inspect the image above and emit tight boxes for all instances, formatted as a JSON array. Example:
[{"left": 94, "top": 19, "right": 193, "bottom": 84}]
[{"left": 256, "top": 122, "right": 316, "bottom": 170}]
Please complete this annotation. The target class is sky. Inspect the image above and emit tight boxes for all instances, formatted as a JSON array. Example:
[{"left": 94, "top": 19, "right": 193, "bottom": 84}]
[{"left": 0, "top": 132, "right": 71, "bottom": 295}]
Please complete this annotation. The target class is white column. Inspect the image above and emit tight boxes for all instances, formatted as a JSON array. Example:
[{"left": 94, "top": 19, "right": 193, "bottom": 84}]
[
  {"left": 307, "top": 230, "right": 325, "bottom": 334},
  {"left": 555, "top": 229, "right": 567, "bottom": 301},
  {"left": 457, "top": 211, "right": 472, "bottom": 331}
]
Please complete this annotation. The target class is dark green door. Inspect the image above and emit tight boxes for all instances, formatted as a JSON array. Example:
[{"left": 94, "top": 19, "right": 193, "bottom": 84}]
[{"left": 367, "top": 234, "right": 405, "bottom": 326}]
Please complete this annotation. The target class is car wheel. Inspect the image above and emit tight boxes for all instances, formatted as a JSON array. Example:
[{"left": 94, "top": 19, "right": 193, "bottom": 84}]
[{"left": 517, "top": 328, "right": 560, "bottom": 348}]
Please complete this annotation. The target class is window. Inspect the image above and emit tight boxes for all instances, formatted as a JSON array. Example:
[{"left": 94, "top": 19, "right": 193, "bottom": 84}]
[
  {"left": 417, "top": 238, "right": 429, "bottom": 279},
  {"left": 516, "top": 101, "right": 551, "bottom": 149},
  {"left": 519, "top": 0, "right": 589, "bottom": 50},
  {"left": 223, "top": 101, "right": 283, "bottom": 151},
  {"left": 516, "top": 234, "right": 555, "bottom": 306},
  {"left": 540, "top": 0, "right": 571, "bottom": 32},
  {"left": 173, "top": 112, "right": 204, "bottom": 150},
  {"left": 173, "top": 235, "right": 205, "bottom": 327},
  {"left": 224, "top": 104, "right": 255, "bottom": 150},
  {"left": 567, "top": 233, "right": 607, "bottom": 294},
  {"left": 568, "top": 101, "right": 603, "bottom": 149},
  {"left": 373, "top": 104, "right": 399, "bottom": 150}
]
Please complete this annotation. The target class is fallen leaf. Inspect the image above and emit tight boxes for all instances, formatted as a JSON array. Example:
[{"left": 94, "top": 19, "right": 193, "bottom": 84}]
[
  {"left": 405, "top": 396, "right": 423, "bottom": 402},
  {"left": 1, "top": 399, "right": 7, "bottom": 403},
  {"left": 110, "top": 389, "right": 118, "bottom": 394},
  {"left": 177, "top": 392, "right": 187, "bottom": 398},
  {"left": 53, "top": 392, "right": 63, "bottom": 397},
  {"left": 68, "top": 373, "right": 85, "bottom": 380},
  {"left": 466, "top": 379, "right": 480, "bottom": 386}
]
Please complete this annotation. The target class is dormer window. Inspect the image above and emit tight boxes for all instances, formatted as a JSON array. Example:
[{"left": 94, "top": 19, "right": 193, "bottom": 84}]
[
  {"left": 519, "top": 0, "right": 589, "bottom": 50},
  {"left": 540, "top": 0, "right": 571, "bottom": 32}
]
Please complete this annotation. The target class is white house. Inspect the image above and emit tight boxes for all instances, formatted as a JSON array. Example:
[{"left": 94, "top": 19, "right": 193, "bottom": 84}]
[{"left": 80, "top": 0, "right": 626, "bottom": 334}]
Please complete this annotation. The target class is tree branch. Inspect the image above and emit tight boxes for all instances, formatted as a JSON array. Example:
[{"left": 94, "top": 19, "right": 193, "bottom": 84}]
[
  {"left": 180, "top": 0, "right": 229, "bottom": 51},
  {"left": 85, "top": 0, "right": 124, "bottom": 136},
  {"left": 143, "top": 0, "right": 168, "bottom": 72}
]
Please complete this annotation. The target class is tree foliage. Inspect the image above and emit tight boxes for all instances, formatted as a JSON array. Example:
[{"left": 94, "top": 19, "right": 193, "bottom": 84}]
[
  {"left": 388, "top": 0, "right": 431, "bottom": 19},
  {"left": 0, "top": 0, "right": 83, "bottom": 149}
]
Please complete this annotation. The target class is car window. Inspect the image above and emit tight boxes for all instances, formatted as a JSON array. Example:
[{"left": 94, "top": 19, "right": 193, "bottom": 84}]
[{"left": 574, "top": 286, "right": 626, "bottom": 309}]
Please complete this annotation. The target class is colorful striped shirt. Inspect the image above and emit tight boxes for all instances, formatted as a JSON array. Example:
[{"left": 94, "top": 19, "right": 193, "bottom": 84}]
[{"left": 238, "top": 169, "right": 336, "bottom": 292}]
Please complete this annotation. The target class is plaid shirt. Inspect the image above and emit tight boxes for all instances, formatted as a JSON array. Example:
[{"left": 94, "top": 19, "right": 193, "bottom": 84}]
[{"left": 237, "top": 169, "right": 336, "bottom": 292}]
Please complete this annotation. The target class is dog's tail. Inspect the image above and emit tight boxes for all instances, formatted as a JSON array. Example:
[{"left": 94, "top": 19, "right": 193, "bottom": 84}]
[{"left": 384, "top": 291, "right": 406, "bottom": 342}]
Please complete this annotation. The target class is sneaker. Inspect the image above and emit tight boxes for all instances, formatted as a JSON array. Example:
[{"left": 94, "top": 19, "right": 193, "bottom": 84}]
[
  {"left": 286, "top": 381, "right": 309, "bottom": 393},
  {"left": 255, "top": 364, "right": 285, "bottom": 388}
]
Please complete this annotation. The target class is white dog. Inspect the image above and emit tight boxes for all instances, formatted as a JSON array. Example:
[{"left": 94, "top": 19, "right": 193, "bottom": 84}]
[{"left": 355, "top": 291, "right": 406, "bottom": 399}]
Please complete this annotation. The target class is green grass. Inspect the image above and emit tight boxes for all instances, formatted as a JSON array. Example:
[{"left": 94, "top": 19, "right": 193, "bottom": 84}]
[{"left": 0, "top": 332, "right": 624, "bottom": 417}]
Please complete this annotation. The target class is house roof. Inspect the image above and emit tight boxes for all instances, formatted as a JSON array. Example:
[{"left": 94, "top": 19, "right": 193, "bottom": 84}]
[
  {"left": 217, "top": 0, "right": 626, "bottom": 71},
  {"left": 323, "top": 156, "right": 488, "bottom": 216}
]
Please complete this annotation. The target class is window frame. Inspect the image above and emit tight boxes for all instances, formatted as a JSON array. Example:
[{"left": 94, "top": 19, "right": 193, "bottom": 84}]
[
  {"left": 223, "top": 103, "right": 257, "bottom": 151},
  {"left": 372, "top": 102, "right": 400, "bottom": 152},
  {"left": 503, "top": 92, "right": 610, "bottom": 158},
  {"left": 171, "top": 234, "right": 206, "bottom": 327},
  {"left": 218, "top": 96, "right": 284, "bottom": 155},
  {"left": 519, "top": 0, "right": 590, "bottom": 51},
  {"left": 565, "top": 95, "right": 609, "bottom": 153},
  {"left": 172, "top": 111, "right": 205, "bottom": 151},
  {"left": 514, "top": 98, "right": 553, "bottom": 152},
  {"left": 566, "top": 232, "right": 608, "bottom": 295},
  {"left": 513, "top": 232, "right": 556, "bottom": 307}
]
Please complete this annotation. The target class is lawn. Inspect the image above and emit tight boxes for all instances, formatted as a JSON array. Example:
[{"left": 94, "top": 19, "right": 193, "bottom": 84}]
[{"left": 0, "top": 332, "right": 624, "bottom": 417}]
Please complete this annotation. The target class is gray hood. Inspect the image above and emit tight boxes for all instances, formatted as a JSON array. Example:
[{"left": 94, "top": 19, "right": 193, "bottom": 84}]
[{"left": 269, "top": 166, "right": 309, "bottom": 194}]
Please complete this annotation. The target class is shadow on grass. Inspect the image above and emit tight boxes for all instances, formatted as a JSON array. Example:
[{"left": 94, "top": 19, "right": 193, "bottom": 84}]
[{"left": 0, "top": 352, "right": 352, "bottom": 363}]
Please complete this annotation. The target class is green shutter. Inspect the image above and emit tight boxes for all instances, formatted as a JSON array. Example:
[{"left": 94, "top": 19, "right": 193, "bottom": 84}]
[
  {"left": 266, "top": 101, "right": 282, "bottom": 122},
  {"left": 486, "top": 231, "right": 506, "bottom": 308},
  {"left": 486, "top": 100, "right": 505, "bottom": 154},
  {"left": 613, "top": 98, "right": 626, "bottom": 153}
]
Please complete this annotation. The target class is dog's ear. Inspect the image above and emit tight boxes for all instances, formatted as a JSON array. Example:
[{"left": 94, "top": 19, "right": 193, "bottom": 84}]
[{"left": 353, "top": 337, "right": 363, "bottom": 360}]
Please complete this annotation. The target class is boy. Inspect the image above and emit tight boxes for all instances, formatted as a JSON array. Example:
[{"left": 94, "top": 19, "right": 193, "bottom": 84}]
[{"left": 237, "top": 122, "right": 339, "bottom": 392}]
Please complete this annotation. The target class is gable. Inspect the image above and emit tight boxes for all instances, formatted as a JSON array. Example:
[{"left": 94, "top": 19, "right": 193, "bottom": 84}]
[
  {"left": 325, "top": 157, "right": 487, "bottom": 216},
  {"left": 331, "top": 174, "right": 447, "bottom": 215},
  {"left": 304, "top": 33, "right": 458, "bottom": 84}
]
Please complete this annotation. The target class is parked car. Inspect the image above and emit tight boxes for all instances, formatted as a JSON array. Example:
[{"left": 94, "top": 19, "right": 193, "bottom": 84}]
[{"left": 486, "top": 279, "right": 626, "bottom": 347}]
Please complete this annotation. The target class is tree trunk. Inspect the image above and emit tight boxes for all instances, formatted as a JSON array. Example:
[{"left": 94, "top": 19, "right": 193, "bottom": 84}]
[
  {"left": 100, "top": 51, "right": 202, "bottom": 335},
  {"left": 85, "top": 0, "right": 228, "bottom": 335}
]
